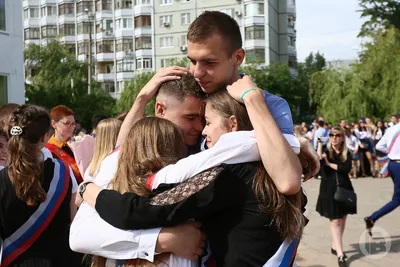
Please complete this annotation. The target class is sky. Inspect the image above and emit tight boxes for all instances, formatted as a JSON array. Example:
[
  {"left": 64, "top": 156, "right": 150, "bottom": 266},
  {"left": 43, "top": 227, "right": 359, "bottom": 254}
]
[{"left": 296, "top": 0, "right": 367, "bottom": 62}]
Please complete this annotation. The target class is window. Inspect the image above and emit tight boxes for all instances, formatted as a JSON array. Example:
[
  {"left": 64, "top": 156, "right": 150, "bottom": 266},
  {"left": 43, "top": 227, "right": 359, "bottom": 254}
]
[
  {"left": 0, "top": 75, "right": 7, "bottom": 106},
  {"left": 160, "top": 15, "right": 172, "bottom": 27},
  {"left": 97, "top": 19, "right": 113, "bottom": 33},
  {"left": 135, "top": 36, "right": 152, "bottom": 50},
  {"left": 135, "top": 0, "right": 150, "bottom": 5},
  {"left": 0, "top": 0, "right": 5, "bottom": 31},
  {"left": 115, "top": 0, "right": 132, "bottom": 9},
  {"left": 179, "top": 35, "right": 187, "bottom": 46},
  {"left": 96, "top": 0, "right": 112, "bottom": 11},
  {"left": 160, "top": 36, "right": 173, "bottom": 48},
  {"left": 116, "top": 38, "right": 133, "bottom": 52},
  {"left": 160, "top": 0, "right": 173, "bottom": 5},
  {"left": 245, "top": 25, "right": 264, "bottom": 40},
  {"left": 287, "top": 36, "right": 296, "bottom": 46},
  {"left": 288, "top": 56, "right": 297, "bottom": 68},
  {"left": 246, "top": 48, "right": 265, "bottom": 63},
  {"left": 100, "top": 82, "right": 115, "bottom": 93},
  {"left": 97, "top": 40, "right": 114, "bottom": 53},
  {"left": 287, "top": 0, "right": 296, "bottom": 6},
  {"left": 77, "top": 0, "right": 94, "bottom": 14},
  {"left": 41, "top": 5, "right": 57, "bottom": 17},
  {"left": 116, "top": 18, "right": 132, "bottom": 29},
  {"left": 288, "top": 14, "right": 295, "bottom": 28},
  {"left": 160, "top": 58, "right": 170, "bottom": 68},
  {"left": 78, "top": 42, "right": 89, "bottom": 54},
  {"left": 65, "top": 44, "right": 76, "bottom": 54},
  {"left": 24, "top": 8, "right": 40, "bottom": 19},
  {"left": 78, "top": 22, "right": 91, "bottom": 34},
  {"left": 181, "top": 13, "right": 191, "bottom": 25},
  {"left": 59, "top": 24, "right": 76, "bottom": 35},
  {"left": 59, "top": 3, "right": 75, "bottom": 15},
  {"left": 136, "top": 58, "right": 152, "bottom": 69},
  {"left": 135, "top": 15, "right": 151, "bottom": 28},
  {"left": 245, "top": 3, "right": 264, "bottom": 16},
  {"left": 117, "top": 59, "right": 135, "bottom": 72},
  {"left": 24, "top": 28, "right": 40, "bottom": 39},
  {"left": 220, "top": 8, "right": 234, "bottom": 17},
  {"left": 41, "top": 25, "right": 57, "bottom": 38}
]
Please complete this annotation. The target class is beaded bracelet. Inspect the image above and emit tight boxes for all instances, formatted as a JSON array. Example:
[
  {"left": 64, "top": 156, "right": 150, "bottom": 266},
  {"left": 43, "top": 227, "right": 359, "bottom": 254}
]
[{"left": 240, "top": 88, "right": 257, "bottom": 100}]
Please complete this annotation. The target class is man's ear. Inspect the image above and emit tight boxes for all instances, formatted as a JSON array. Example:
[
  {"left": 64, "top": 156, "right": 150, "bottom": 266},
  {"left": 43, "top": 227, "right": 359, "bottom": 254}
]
[
  {"left": 155, "top": 101, "right": 167, "bottom": 117},
  {"left": 233, "top": 48, "right": 245, "bottom": 68},
  {"left": 51, "top": 120, "right": 57, "bottom": 129},
  {"left": 229, "top": 115, "right": 238, "bottom": 132}
]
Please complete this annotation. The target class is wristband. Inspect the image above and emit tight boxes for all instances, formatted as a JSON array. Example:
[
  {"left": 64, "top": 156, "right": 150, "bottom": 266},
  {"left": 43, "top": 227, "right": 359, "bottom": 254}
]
[{"left": 240, "top": 88, "right": 257, "bottom": 100}]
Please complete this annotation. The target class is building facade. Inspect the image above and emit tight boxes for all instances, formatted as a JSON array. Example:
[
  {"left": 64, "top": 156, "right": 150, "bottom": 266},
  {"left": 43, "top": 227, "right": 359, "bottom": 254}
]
[
  {"left": 0, "top": 0, "right": 25, "bottom": 105},
  {"left": 22, "top": 0, "right": 296, "bottom": 99}
]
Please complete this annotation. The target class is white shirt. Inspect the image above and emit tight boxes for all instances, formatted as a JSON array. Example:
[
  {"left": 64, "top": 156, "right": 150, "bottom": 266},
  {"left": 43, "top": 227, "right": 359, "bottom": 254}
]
[
  {"left": 70, "top": 131, "right": 300, "bottom": 263},
  {"left": 376, "top": 124, "right": 400, "bottom": 160},
  {"left": 345, "top": 134, "right": 359, "bottom": 152}
]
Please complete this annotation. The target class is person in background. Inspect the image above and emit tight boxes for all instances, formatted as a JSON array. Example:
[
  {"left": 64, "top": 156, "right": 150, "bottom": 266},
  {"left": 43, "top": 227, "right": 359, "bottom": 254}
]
[
  {"left": 316, "top": 126, "right": 356, "bottom": 267},
  {"left": 0, "top": 104, "right": 80, "bottom": 267},
  {"left": 314, "top": 118, "right": 328, "bottom": 150},
  {"left": 84, "top": 118, "right": 122, "bottom": 182},
  {"left": 384, "top": 121, "right": 389, "bottom": 128},
  {"left": 46, "top": 105, "right": 83, "bottom": 184},
  {"left": 374, "top": 120, "right": 387, "bottom": 178},
  {"left": 90, "top": 115, "right": 108, "bottom": 138},
  {"left": 355, "top": 119, "right": 375, "bottom": 177},
  {"left": 294, "top": 125, "right": 306, "bottom": 138},
  {"left": 339, "top": 120, "right": 346, "bottom": 129},
  {"left": 344, "top": 125, "right": 359, "bottom": 178},
  {"left": 364, "top": 122, "right": 400, "bottom": 236},
  {"left": 388, "top": 114, "right": 398, "bottom": 128}
]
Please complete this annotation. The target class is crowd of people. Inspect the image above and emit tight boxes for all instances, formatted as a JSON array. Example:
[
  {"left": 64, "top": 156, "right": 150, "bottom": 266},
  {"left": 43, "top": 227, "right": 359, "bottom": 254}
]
[{"left": 0, "top": 11, "right": 399, "bottom": 267}]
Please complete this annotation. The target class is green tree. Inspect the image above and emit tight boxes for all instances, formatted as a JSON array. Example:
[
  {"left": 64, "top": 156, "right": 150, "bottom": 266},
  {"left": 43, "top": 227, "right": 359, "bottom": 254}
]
[
  {"left": 168, "top": 57, "right": 190, "bottom": 67},
  {"left": 25, "top": 40, "right": 116, "bottom": 130},
  {"left": 359, "top": 0, "right": 400, "bottom": 37},
  {"left": 116, "top": 72, "right": 155, "bottom": 115}
]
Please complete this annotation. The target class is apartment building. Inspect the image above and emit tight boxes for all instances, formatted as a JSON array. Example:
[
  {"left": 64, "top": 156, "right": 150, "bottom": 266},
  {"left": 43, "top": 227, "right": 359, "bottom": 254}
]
[
  {"left": 1, "top": 0, "right": 25, "bottom": 105},
  {"left": 22, "top": 0, "right": 297, "bottom": 99}
]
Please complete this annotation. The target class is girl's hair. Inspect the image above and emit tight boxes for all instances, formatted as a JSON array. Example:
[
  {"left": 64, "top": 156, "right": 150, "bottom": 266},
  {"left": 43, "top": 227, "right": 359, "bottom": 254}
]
[
  {"left": 7, "top": 105, "right": 51, "bottom": 206},
  {"left": 205, "top": 90, "right": 305, "bottom": 240},
  {"left": 93, "top": 116, "right": 186, "bottom": 267},
  {"left": 327, "top": 126, "right": 348, "bottom": 162},
  {"left": 87, "top": 118, "right": 122, "bottom": 177}
]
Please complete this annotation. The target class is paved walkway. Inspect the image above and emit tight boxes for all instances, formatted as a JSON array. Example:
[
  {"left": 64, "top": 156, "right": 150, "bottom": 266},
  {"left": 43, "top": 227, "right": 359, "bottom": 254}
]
[{"left": 296, "top": 177, "right": 400, "bottom": 267}]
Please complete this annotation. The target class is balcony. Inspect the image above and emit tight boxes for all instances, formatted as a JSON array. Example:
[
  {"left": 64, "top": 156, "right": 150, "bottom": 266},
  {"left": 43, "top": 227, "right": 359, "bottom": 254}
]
[
  {"left": 288, "top": 45, "right": 297, "bottom": 56},
  {"left": 287, "top": 27, "right": 296, "bottom": 36},
  {"left": 24, "top": 19, "right": 40, "bottom": 29},
  {"left": 25, "top": 39, "right": 41, "bottom": 46},
  {"left": 96, "top": 31, "right": 115, "bottom": 40},
  {"left": 244, "top": 40, "right": 266, "bottom": 48},
  {"left": 97, "top": 73, "right": 114, "bottom": 81},
  {"left": 40, "top": 16, "right": 58, "bottom": 25},
  {"left": 96, "top": 11, "right": 113, "bottom": 20},
  {"left": 59, "top": 35, "right": 76, "bottom": 43},
  {"left": 134, "top": 5, "right": 152, "bottom": 16},
  {"left": 134, "top": 27, "right": 152, "bottom": 36},
  {"left": 244, "top": 16, "right": 265, "bottom": 26},
  {"left": 58, "top": 15, "right": 76, "bottom": 24},
  {"left": 40, "top": 0, "right": 57, "bottom": 5},
  {"left": 115, "top": 9, "right": 133, "bottom": 18},
  {"left": 135, "top": 49, "right": 152, "bottom": 57},
  {"left": 96, "top": 53, "right": 115, "bottom": 62},
  {"left": 23, "top": 0, "right": 40, "bottom": 8},
  {"left": 115, "top": 29, "right": 135, "bottom": 38},
  {"left": 117, "top": 72, "right": 134, "bottom": 80}
]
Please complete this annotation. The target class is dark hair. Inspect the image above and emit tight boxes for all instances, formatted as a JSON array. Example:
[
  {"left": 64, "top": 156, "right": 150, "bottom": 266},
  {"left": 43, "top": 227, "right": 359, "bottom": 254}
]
[
  {"left": 0, "top": 103, "right": 19, "bottom": 139},
  {"left": 92, "top": 115, "right": 108, "bottom": 130},
  {"left": 188, "top": 11, "right": 242, "bottom": 56},
  {"left": 7, "top": 105, "right": 51, "bottom": 206},
  {"left": 156, "top": 74, "right": 205, "bottom": 102},
  {"left": 206, "top": 91, "right": 305, "bottom": 240}
]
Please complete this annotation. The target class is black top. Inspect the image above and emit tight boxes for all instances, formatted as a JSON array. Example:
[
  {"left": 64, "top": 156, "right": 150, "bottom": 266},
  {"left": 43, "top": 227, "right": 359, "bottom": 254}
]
[
  {"left": 0, "top": 159, "right": 80, "bottom": 267},
  {"left": 95, "top": 163, "right": 296, "bottom": 267}
]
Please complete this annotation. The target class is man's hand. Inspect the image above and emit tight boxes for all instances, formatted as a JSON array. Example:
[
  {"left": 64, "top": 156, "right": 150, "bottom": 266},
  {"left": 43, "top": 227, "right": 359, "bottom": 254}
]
[
  {"left": 137, "top": 66, "right": 189, "bottom": 102},
  {"left": 298, "top": 137, "right": 320, "bottom": 181},
  {"left": 156, "top": 221, "right": 205, "bottom": 260}
]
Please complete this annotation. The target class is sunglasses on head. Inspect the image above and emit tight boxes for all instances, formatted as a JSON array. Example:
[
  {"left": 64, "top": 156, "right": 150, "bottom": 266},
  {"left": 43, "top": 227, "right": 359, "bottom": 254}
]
[{"left": 329, "top": 133, "right": 342, "bottom": 138}]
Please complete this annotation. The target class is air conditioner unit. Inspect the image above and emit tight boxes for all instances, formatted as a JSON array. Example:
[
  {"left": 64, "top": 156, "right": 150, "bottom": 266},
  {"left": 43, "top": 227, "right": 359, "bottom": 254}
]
[
  {"left": 163, "top": 22, "right": 170, "bottom": 27},
  {"left": 180, "top": 45, "right": 187, "bottom": 51},
  {"left": 235, "top": 10, "right": 242, "bottom": 17},
  {"left": 105, "top": 30, "right": 113, "bottom": 36}
]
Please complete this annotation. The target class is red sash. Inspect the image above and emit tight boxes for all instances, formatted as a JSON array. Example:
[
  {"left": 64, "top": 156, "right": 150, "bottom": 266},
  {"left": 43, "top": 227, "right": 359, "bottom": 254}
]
[{"left": 45, "top": 143, "right": 83, "bottom": 184}]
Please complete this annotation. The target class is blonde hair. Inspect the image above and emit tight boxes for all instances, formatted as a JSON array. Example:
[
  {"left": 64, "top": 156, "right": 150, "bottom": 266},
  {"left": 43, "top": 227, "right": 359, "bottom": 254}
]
[
  {"left": 93, "top": 116, "right": 185, "bottom": 267},
  {"left": 327, "top": 126, "right": 348, "bottom": 162},
  {"left": 87, "top": 119, "right": 122, "bottom": 177}
]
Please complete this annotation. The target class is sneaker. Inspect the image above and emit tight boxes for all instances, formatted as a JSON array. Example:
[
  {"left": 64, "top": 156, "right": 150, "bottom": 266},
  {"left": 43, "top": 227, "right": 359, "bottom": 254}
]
[{"left": 364, "top": 217, "right": 374, "bottom": 236}]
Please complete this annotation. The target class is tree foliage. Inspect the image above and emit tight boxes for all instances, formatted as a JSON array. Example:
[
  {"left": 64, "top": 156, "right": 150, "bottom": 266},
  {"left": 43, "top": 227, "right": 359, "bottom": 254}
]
[
  {"left": 310, "top": 27, "right": 400, "bottom": 122},
  {"left": 25, "top": 40, "right": 116, "bottom": 130},
  {"left": 116, "top": 72, "right": 155, "bottom": 115},
  {"left": 359, "top": 0, "right": 400, "bottom": 37}
]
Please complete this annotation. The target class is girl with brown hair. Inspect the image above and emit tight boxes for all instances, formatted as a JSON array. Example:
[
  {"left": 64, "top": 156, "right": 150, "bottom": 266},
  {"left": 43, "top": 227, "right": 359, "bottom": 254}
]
[
  {"left": 0, "top": 105, "right": 80, "bottom": 267},
  {"left": 79, "top": 91, "right": 305, "bottom": 266}
]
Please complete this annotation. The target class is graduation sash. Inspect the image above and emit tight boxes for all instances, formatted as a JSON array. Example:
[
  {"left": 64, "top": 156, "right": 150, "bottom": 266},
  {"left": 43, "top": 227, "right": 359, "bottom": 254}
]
[
  {"left": 0, "top": 159, "right": 70, "bottom": 267},
  {"left": 45, "top": 143, "right": 83, "bottom": 184}
]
